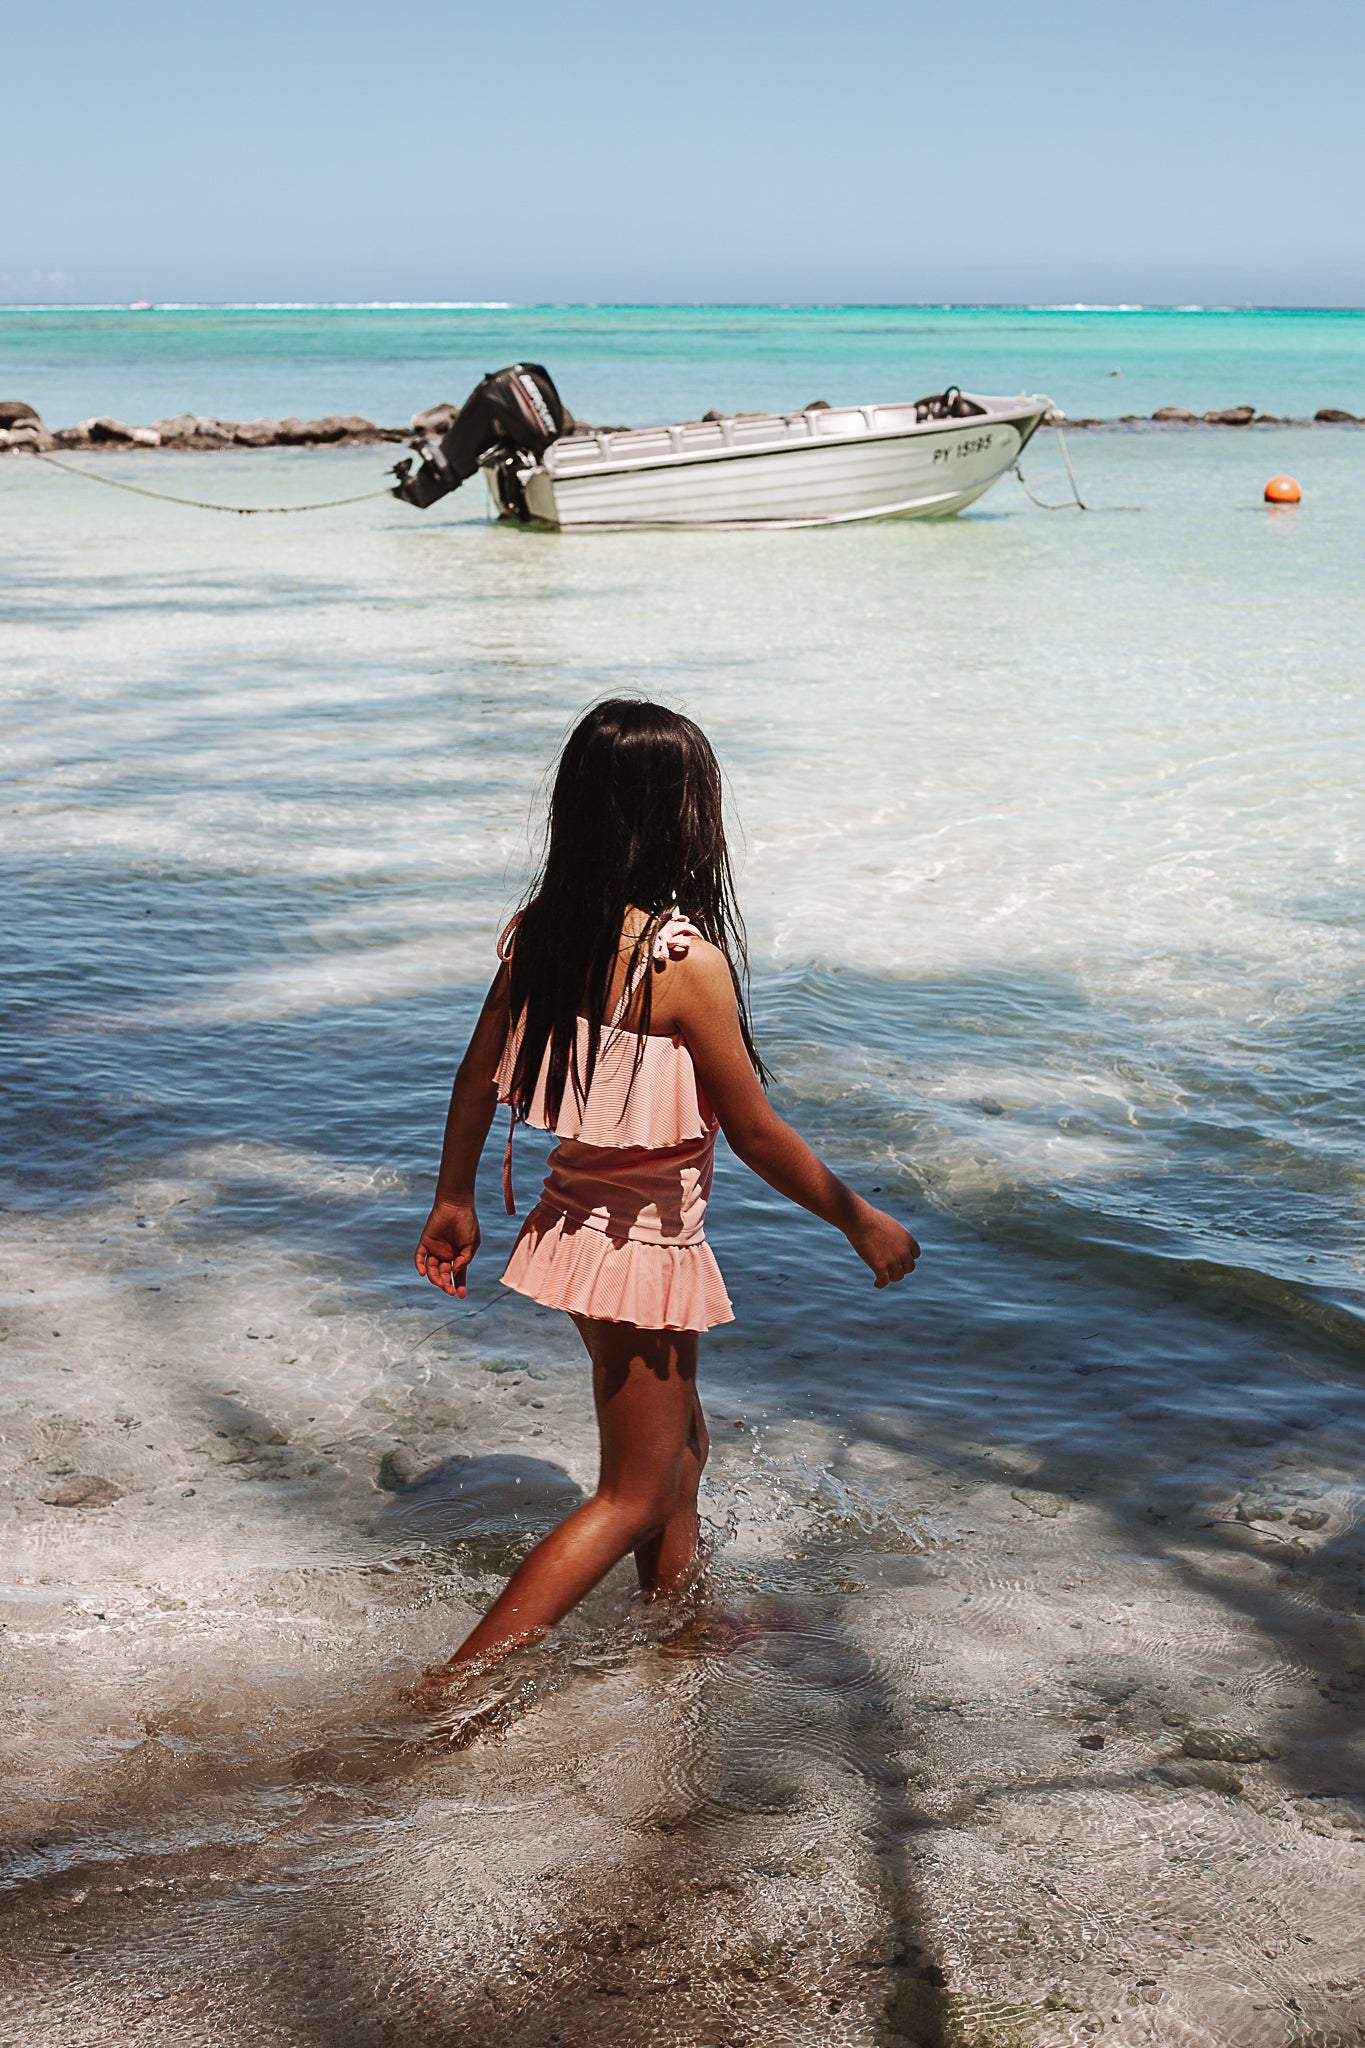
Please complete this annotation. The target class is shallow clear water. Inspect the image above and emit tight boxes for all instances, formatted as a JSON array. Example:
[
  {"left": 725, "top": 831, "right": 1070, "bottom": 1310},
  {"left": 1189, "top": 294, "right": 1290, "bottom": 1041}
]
[{"left": 2, "top": 330, "right": 1364, "bottom": 2046}]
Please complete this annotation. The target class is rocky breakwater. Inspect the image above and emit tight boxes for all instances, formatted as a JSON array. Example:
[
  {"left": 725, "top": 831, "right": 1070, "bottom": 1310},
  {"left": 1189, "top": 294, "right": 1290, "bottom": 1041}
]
[
  {"left": 1146, "top": 402, "right": 1362, "bottom": 426},
  {"left": 1039, "top": 403, "right": 1363, "bottom": 428},
  {"left": 0, "top": 402, "right": 416, "bottom": 454}
]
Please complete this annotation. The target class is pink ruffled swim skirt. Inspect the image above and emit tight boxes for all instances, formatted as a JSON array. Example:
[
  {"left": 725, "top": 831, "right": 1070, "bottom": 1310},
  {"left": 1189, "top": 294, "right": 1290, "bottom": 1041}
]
[{"left": 499, "top": 1134, "right": 733, "bottom": 1334}]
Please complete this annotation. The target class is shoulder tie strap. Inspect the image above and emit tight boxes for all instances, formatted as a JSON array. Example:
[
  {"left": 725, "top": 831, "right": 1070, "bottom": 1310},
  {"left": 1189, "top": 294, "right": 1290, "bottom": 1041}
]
[
  {"left": 606, "top": 911, "right": 701, "bottom": 1027},
  {"left": 498, "top": 914, "right": 522, "bottom": 1214},
  {"left": 502, "top": 1108, "right": 517, "bottom": 1216}
]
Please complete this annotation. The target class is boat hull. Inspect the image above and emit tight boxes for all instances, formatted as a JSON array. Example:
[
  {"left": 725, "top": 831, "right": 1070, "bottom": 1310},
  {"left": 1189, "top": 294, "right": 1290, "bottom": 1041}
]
[{"left": 484, "top": 397, "right": 1050, "bottom": 530}]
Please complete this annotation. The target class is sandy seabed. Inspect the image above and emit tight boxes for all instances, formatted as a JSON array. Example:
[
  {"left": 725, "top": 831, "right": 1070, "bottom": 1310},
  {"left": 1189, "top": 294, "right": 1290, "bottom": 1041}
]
[{"left": 2, "top": 1186, "right": 1362, "bottom": 2048}]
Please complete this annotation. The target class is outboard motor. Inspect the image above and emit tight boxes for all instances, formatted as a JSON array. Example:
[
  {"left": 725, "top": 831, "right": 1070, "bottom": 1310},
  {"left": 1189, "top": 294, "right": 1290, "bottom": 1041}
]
[{"left": 391, "top": 363, "right": 568, "bottom": 510}]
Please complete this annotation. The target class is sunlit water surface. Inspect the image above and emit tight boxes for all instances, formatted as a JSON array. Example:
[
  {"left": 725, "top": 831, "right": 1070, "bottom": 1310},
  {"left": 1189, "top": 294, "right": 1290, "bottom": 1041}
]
[{"left": 2, "top": 423, "right": 1364, "bottom": 2047}]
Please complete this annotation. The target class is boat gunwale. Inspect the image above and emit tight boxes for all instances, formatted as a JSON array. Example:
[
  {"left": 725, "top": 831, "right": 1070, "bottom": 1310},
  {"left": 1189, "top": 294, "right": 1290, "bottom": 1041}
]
[{"left": 533, "top": 400, "right": 1051, "bottom": 485}]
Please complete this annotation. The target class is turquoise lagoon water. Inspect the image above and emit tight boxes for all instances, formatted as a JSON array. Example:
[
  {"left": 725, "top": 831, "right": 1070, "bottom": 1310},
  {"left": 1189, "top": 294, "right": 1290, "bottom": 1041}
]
[
  {"left": 2, "top": 310, "right": 1364, "bottom": 2045},
  {"left": 4, "top": 302, "right": 1365, "bottom": 426}
]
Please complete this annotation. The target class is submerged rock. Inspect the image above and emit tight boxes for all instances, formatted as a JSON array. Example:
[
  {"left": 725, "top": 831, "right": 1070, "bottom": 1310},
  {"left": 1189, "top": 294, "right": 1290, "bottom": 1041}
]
[
  {"left": 377, "top": 1447, "right": 427, "bottom": 1491},
  {"left": 1011, "top": 1488, "right": 1068, "bottom": 1517},
  {"left": 1156, "top": 1759, "right": 1243, "bottom": 1794},
  {"left": 40, "top": 1474, "right": 123, "bottom": 1508},
  {"left": 1182, "top": 1726, "right": 1280, "bottom": 1763}
]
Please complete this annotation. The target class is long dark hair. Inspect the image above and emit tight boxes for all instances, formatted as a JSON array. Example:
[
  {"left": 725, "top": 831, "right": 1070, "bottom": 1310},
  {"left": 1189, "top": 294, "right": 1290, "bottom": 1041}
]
[{"left": 504, "top": 699, "right": 766, "bottom": 1126}]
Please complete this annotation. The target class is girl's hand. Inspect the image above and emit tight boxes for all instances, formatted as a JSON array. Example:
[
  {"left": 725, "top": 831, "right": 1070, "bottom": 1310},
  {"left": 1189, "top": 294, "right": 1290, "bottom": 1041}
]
[
  {"left": 415, "top": 1198, "right": 480, "bottom": 1297},
  {"left": 847, "top": 1204, "right": 920, "bottom": 1288}
]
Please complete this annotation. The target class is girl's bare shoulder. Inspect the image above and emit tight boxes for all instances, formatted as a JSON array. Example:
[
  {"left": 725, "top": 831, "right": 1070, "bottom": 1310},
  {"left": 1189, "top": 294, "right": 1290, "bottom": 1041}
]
[{"left": 654, "top": 935, "right": 736, "bottom": 1020}]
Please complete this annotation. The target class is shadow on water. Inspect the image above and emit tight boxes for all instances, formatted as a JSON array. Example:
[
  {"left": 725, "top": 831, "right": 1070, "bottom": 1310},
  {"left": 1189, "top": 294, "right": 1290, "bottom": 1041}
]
[{"left": 374, "top": 1450, "right": 584, "bottom": 1548}]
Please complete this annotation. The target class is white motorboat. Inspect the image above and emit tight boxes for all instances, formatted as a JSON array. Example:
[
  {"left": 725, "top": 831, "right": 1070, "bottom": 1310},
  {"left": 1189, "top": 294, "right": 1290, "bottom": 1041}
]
[
  {"left": 391, "top": 367, "right": 1053, "bottom": 530},
  {"left": 486, "top": 390, "right": 1052, "bottom": 530}
]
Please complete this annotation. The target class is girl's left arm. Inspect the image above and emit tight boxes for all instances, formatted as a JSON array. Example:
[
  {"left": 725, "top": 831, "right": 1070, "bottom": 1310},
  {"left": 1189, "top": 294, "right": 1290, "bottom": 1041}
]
[
  {"left": 415, "top": 964, "right": 511, "bottom": 1298},
  {"left": 666, "top": 945, "right": 919, "bottom": 1289}
]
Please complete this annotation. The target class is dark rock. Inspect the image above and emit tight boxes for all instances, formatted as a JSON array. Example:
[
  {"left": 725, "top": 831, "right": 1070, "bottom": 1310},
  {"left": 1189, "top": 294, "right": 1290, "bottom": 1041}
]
[
  {"left": 1011, "top": 1488, "right": 1068, "bottom": 1518},
  {"left": 52, "top": 424, "right": 93, "bottom": 447},
  {"left": 701, "top": 409, "right": 727, "bottom": 423},
  {"left": 320, "top": 414, "right": 382, "bottom": 440},
  {"left": 377, "top": 1447, "right": 426, "bottom": 1492},
  {"left": 1236, "top": 1497, "right": 1285, "bottom": 1524},
  {"left": 151, "top": 415, "right": 232, "bottom": 446},
  {"left": 0, "top": 400, "right": 41, "bottom": 427},
  {"left": 1182, "top": 1727, "right": 1279, "bottom": 1764},
  {"left": 41, "top": 1475, "right": 123, "bottom": 1508},
  {"left": 1202, "top": 406, "right": 1255, "bottom": 426},
  {"left": 1077, "top": 1732, "right": 1106, "bottom": 1750},
  {"left": 233, "top": 419, "right": 279, "bottom": 446},
  {"left": 411, "top": 402, "right": 458, "bottom": 435},
  {"left": 276, "top": 414, "right": 377, "bottom": 444},
  {"left": 1315, "top": 407, "right": 1358, "bottom": 423},
  {"left": 83, "top": 418, "right": 161, "bottom": 447},
  {"left": 1156, "top": 1760, "right": 1242, "bottom": 1794},
  {"left": 1289, "top": 1507, "right": 1328, "bottom": 1530},
  {"left": 1088, "top": 1676, "right": 1139, "bottom": 1704},
  {"left": 204, "top": 1395, "right": 287, "bottom": 1446},
  {"left": 1152, "top": 406, "right": 1198, "bottom": 422},
  {"left": 1254, "top": 414, "right": 1286, "bottom": 423},
  {"left": 802, "top": 399, "right": 831, "bottom": 410},
  {"left": 0, "top": 423, "right": 55, "bottom": 452}
]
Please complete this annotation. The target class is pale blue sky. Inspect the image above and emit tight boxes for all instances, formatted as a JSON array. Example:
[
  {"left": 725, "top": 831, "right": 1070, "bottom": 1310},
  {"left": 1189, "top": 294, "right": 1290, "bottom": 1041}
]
[{"left": 7, "top": 0, "right": 1364, "bottom": 305}]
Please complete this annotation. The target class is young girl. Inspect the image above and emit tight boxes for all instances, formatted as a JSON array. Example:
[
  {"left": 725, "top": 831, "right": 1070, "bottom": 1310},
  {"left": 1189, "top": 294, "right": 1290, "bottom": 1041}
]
[{"left": 414, "top": 699, "right": 918, "bottom": 1688}]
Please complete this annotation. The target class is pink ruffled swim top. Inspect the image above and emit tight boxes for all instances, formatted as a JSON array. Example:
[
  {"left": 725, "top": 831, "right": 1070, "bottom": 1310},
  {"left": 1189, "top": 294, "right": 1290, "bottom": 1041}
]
[{"left": 494, "top": 914, "right": 733, "bottom": 1333}]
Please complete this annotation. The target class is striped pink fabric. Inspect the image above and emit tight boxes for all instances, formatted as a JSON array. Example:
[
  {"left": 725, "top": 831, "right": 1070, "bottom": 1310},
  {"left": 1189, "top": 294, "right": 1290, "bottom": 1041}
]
[{"left": 495, "top": 917, "right": 733, "bottom": 1332}]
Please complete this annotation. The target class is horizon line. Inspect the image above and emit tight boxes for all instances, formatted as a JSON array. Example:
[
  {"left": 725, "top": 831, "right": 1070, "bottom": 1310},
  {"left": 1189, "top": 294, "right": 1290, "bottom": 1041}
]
[{"left": 3, "top": 299, "right": 1365, "bottom": 315}]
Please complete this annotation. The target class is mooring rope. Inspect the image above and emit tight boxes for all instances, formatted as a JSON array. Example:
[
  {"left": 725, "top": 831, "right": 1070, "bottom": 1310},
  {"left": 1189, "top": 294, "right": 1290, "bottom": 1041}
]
[
  {"left": 25, "top": 448, "right": 394, "bottom": 515},
  {"left": 1012, "top": 421, "right": 1088, "bottom": 512}
]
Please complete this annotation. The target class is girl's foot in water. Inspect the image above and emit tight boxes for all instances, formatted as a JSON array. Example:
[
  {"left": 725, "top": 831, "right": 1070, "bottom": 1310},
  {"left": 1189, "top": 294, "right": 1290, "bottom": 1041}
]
[{"left": 403, "top": 1651, "right": 516, "bottom": 1745}]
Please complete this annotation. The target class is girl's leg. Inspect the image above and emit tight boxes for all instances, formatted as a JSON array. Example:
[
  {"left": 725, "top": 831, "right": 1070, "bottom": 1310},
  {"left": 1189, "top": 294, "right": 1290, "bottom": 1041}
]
[
  {"left": 427, "top": 1317, "right": 703, "bottom": 1679},
  {"left": 633, "top": 1377, "right": 708, "bottom": 1594}
]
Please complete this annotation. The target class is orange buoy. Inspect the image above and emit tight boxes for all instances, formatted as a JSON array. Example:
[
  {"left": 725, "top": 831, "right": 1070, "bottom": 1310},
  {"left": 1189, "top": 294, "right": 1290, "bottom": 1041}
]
[{"left": 1264, "top": 475, "right": 1301, "bottom": 503}]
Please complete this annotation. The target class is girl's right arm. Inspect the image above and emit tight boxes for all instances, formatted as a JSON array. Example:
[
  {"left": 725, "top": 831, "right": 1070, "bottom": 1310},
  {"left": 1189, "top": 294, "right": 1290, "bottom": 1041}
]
[
  {"left": 667, "top": 945, "right": 919, "bottom": 1289},
  {"left": 414, "top": 964, "right": 511, "bottom": 1298}
]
